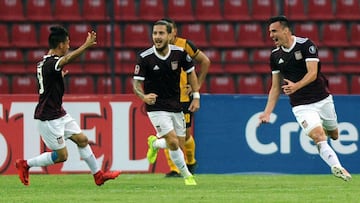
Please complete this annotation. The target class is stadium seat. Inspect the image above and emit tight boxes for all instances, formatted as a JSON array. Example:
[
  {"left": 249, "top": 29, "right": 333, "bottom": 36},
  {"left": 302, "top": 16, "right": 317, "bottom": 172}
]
[
  {"left": 322, "top": 22, "right": 349, "bottom": 47},
  {"left": 307, "top": 0, "right": 334, "bottom": 20},
  {"left": 10, "top": 24, "right": 38, "bottom": 48},
  {"left": 180, "top": 23, "right": 208, "bottom": 47},
  {"left": 0, "top": 49, "right": 24, "bottom": 63},
  {"left": 208, "top": 75, "right": 236, "bottom": 94},
  {"left": 67, "top": 76, "right": 95, "bottom": 94},
  {"left": 223, "top": 0, "right": 251, "bottom": 21},
  {"left": 167, "top": 0, "right": 194, "bottom": 21},
  {"left": 318, "top": 48, "right": 336, "bottom": 73},
  {"left": 0, "top": 76, "right": 9, "bottom": 94},
  {"left": 350, "top": 75, "right": 360, "bottom": 94},
  {"left": 138, "top": 0, "right": 165, "bottom": 21},
  {"left": 0, "top": 24, "right": 10, "bottom": 47},
  {"left": 0, "top": 0, "right": 25, "bottom": 21},
  {"left": 96, "top": 76, "right": 122, "bottom": 94},
  {"left": 223, "top": 49, "right": 252, "bottom": 73},
  {"left": 251, "top": 0, "right": 274, "bottom": 20},
  {"left": 64, "top": 63, "right": 84, "bottom": 74},
  {"left": 53, "top": 0, "right": 82, "bottom": 21},
  {"left": 337, "top": 49, "right": 360, "bottom": 73},
  {"left": 326, "top": 75, "right": 349, "bottom": 94},
  {"left": 26, "top": 0, "right": 53, "bottom": 21},
  {"left": 294, "top": 22, "right": 320, "bottom": 46},
  {"left": 200, "top": 79, "right": 208, "bottom": 93},
  {"left": 67, "top": 24, "right": 93, "bottom": 48},
  {"left": 38, "top": 24, "right": 55, "bottom": 48},
  {"left": 114, "top": 0, "right": 138, "bottom": 21},
  {"left": 238, "top": 75, "right": 265, "bottom": 94},
  {"left": 27, "top": 49, "right": 47, "bottom": 63},
  {"left": 283, "top": 0, "right": 307, "bottom": 20},
  {"left": 237, "top": 23, "right": 265, "bottom": 47},
  {"left": 349, "top": 23, "right": 360, "bottom": 47},
  {"left": 123, "top": 24, "right": 151, "bottom": 48},
  {"left": 335, "top": 0, "right": 360, "bottom": 20},
  {"left": 251, "top": 49, "right": 271, "bottom": 74},
  {"left": 82, "top": 0, "right": 107, "bottom": 21},
  {"left": 11, "top": 75, "right": 37, "bottom": 94},
  {"left": 83, "top": 63, "right": 110, "bottom": 74},
  {"left": 115, "top": 50, "right": 136, "bottom": 74},
  {"left": 200, "top": 49, "right": 224, "bottom": 74},
  {"left": 209, "top": 23, "right": 237, "bottom": 48},
  {"left": 96, "top": 24, "right": 122, "bottom": 47},
  {"left": 84, "top": 49, "right": 107, "bottom": 62},
  {"left": 124, "top": 76, "right": 134, "bottom": 94},
  {"left": 0, "top": 64, "right": 27, "bottom": 74},
  {"left": 194, "top": 0, "right": 222, "bottom": 21}
]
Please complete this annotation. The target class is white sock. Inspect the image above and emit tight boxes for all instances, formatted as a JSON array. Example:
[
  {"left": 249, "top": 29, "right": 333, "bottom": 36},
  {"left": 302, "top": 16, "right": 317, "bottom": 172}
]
[
  {"left": 27, "top": 152, "right": 54, "bottom": 167},
  {"left": 153, "top": 138, "right": 167, "bottom": 149},
  {"left": 169, "top": 148, "right": 191, "bottom": 177},
  {"left": 78, "top": 145, "right": 100, "bottom": 174},
  {"left": 317, "top": 141, "right": 341, "bottom": 167}
]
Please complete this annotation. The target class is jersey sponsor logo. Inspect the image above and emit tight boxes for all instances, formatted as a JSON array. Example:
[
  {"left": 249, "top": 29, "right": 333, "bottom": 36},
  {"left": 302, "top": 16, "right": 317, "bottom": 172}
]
[
  {"left": 294, "top": 51, "right": 303, "bottom": 60},
  {"left": 171, "top": 61, "right": 178, "bottom": 70}
]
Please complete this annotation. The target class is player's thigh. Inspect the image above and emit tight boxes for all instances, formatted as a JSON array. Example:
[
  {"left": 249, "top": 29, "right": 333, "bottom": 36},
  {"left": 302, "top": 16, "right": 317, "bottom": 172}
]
[
  {"left": 292, "top": 105, "right": 322, "bottom": 135},
  {"left": 147, "top": 111, "right": 175, "bottom": 137},
  {"left": 318, "top": 95, "right": 338, "bottom": 131},
  {"left": 37, "top": 119, "right": 66, "bottom": 150},
  {"left": 172, "top": 112, "right": 186, "bottom": 137}
]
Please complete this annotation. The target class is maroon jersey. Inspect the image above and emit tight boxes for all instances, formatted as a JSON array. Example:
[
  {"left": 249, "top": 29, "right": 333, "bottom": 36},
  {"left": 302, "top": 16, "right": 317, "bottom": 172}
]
[
  {"left": 34, "top": 55, "right": 66, "bottom": 121},
  {"left": 270, "top": 37, "right": 330, "bottom": 107},
  {"left": 134, "top": 45, "right": 195, "bottom": 112}
]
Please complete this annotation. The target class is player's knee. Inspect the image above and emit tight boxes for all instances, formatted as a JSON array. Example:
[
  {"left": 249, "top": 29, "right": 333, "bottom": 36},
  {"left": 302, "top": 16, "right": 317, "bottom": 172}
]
[{"left": 54, "top": 150, "right": 68, "bottom": 163}]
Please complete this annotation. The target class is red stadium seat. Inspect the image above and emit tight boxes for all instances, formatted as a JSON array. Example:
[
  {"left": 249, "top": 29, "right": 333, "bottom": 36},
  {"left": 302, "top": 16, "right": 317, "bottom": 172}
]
[
  {"left": 64, "top": 63, "right": 84, "bottom": 74},
  {"left": 10, "top": 24, "right": 38, "bottom": 48},
  {"left": 223, "top": 49, "right": 252, "bottom": 73},
  {"left": 237, "top": 23, "right": 265, "bottom": 47},
  {"left": 307, "top": 0, "right": 334, "bottom": 20},
  {"left": 194, "top": 0, "right": 222, "bottom": 21},
  {"left": 84, "top": 49, "right": 107, "bottom": 62},
  {"left": 294, "top": 22, "right": 320, "bottom": 46},
  {"left": 123, "top": 24, "right": 151, "bottom": 48},
  {"left": 0, "top": 24, "right": 10, "bottom": 47},
  {"left": 67, "top": 76, "right": 95, "bottom": 94},
  {"left": 252, "top": 49, "right": 271, "bottom": 74},
  {"left": 208, "top": 75, "right": 236, "bottom": 94},
  {"left": 349, "top": 23, "right": 360, "bottom": 47},
  {"left": 238, "top": 75, "right": 265, "bottom": 94},
  {"left": 326, "top": 75, "right": 349, "bottom": 94},
  {"left": 202, "top": 49, "right": 221, "bottom": 63},
  {"left": 322, "top": 22, "right": 349, "bottom": 47},
  {"left": 96, "top": 24, "right": 122, "bottom": 47},
  {"left": 53, "top": 0, "right": 82, "bottom": 21},
  {"left": 209, "top": 23, "right": 237, "bottom": 48},
  {"left": 0, "top": 0, "right": 25, "bottom": 21},
  {"left": 350, "top": 75, "right": 360, "bottom": 94},
  {"left": 335, "top": 0, "right": 360, "bottom": 20},
  {"left": 167, "top": 0, "right": 194, "bottom": 21},
  {"left": 96, "top": 76, "right": 122, "bottom": 94},
  {"left": 337, "top": 49, "right": 360, "bottom": 73},
  {"left": 38, "top": 24, "right": 55, "bottom": 48},
  {"left": 0, "top": 49, "right": 24, "bottom": 62},
  {"left": 223, "top": 0, "right": 251, "bottom": 21},
  {"left": 124, "top": 76, "right": 134, "bottom": 94},
  {"left": 283, "top": 0, "right": 307, "bottom": 20},
  {"left": 318, "top": 48, "right": 336, "bottom": 73},
  {"left": 180, "top": 23, "right": 208, "bottom": 48},
  {"left": 115, "top": 50, "right": 136, "bottom": 74},
  {"left": 251, "top": 0, "right": 274, "bottom": 20},
  {"left": 83, "top": 63, "right": 110, "bottom": 74},
  {"left": 114, "top": 0, "right": 138, "bottom": 21},
  {"left": 138, "top": 0, "right": 165, "bottom": 21},
  {"left": 0, "top": 76, "right": 9, "bottom": 94},
  {"left": 83, "top": 0, "right": 107, "bottom": 21},
  {"left": 26, "top": 0, "right": 53, "bottom": 21},
  {"left": 0, "top": 64, "right": 27, "bottom": 74},
  {"left": 11, "top": 75, "right": 37, "bottom": 94},
  {"left": 200, "top": 80, "right": 208, "bottom": 93},
  {"left": 27, "top": 49, "right": 47, "bottom": 63},
  {"left": 67, "top": 24, "right": 93, "bottom": 48}
]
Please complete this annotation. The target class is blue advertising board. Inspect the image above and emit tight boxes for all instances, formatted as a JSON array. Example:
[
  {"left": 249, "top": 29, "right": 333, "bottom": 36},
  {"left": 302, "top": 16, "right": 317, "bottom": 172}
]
[{"left": 194, "top": 94, "right": 359, "bottom": 174}]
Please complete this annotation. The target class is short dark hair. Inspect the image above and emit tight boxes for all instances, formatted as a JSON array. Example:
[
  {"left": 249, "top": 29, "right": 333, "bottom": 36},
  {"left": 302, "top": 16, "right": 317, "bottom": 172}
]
[
  {"left": 153, "top": 20, "right": 172, "bottom": 33},
  {"left": 48, "top": 26, "right": 68, "bottom": 49},
  {"left": 161, "top": 18, "right": 177, "bottom": 29},
  {"left": 268, "top": 15, "right": 292, "bottom": 32}
]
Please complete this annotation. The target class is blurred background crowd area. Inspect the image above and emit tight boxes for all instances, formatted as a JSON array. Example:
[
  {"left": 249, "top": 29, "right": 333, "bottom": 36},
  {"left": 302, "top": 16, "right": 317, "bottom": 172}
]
[{"left": 0, "top": 0, "right": 360, "bottom": 95}]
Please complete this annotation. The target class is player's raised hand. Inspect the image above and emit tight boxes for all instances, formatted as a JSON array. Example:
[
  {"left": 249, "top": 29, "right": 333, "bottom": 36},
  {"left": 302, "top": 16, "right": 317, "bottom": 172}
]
[{"left": 84, "top": 31, "right": 97, "bottom": 47}]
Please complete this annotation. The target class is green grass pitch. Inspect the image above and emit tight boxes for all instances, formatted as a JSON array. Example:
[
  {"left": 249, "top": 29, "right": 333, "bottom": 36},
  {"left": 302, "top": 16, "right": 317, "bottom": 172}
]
[{"left": 0, "top": 173, "right": 358, "bottom": 203}]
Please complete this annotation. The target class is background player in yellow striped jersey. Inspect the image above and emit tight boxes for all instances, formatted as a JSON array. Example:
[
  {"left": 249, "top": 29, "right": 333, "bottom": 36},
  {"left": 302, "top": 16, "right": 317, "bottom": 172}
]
[{"left": 161, "top": 18, "right": 211, "bottom": 177}]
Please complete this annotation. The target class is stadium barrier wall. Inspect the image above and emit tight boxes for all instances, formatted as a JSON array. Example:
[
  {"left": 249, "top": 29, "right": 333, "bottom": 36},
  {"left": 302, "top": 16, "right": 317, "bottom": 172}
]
[{"left": 0, "top": 94, "right": 358, "bottom": 175}]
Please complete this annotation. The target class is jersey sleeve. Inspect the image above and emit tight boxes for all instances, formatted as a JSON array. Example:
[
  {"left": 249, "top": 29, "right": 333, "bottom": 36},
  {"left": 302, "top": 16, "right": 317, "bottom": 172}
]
[
  {"left": 185, "top": 39, "right": 200, "bottom": 58},
  {"left": 133, "top": 54, "right": 145, "bottom": 81},
  {"left": 303, "top": 39, "right": 319, "bottom": 61},
  {"left": 181, "top": 52, "right": 195, "bottom": 73}
]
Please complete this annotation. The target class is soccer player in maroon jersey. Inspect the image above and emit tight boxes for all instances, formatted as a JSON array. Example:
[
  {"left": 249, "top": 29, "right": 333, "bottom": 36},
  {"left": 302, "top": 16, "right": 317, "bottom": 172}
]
[
  {"left": 15, "top": 26, "right": 120, "bottom": 186},
  {"left": 259, "top": 16, "right": 351, "bottom": 181},
  {"left": 133, "top": 20, "right": 200, "bottom": 185}
]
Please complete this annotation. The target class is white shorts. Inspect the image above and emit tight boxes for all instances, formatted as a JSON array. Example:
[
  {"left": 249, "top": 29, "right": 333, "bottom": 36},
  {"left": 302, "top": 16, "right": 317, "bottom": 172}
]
[
  {"left": 36, "top": 114, "right": 82, "bottom": 150},
  {"left": 147, "top": 111, "right": 186, "bottom": 138},
  {"left": 292, "top": 95, "right": 338, "bottom": 135}
]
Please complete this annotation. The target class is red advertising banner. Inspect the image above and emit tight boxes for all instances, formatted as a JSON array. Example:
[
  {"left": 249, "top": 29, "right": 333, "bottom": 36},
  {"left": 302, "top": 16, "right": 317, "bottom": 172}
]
[{"left": 0, "top": 94, "right": 168, "bottom": 174}]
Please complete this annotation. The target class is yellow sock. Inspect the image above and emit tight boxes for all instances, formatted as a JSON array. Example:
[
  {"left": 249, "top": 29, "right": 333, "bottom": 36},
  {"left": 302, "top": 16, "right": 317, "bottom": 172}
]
[
  {"left": 164, "top": 149, "right": 180, "bottom": 173},
  {"left": 184, "top": 135, "right": 196, "bottom": 165}
]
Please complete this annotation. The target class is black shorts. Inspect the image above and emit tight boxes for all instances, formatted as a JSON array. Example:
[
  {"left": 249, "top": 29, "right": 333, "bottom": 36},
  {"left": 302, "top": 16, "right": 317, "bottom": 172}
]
[{"left": 181, "top": 101, "right": 193, "bottom": 128}]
